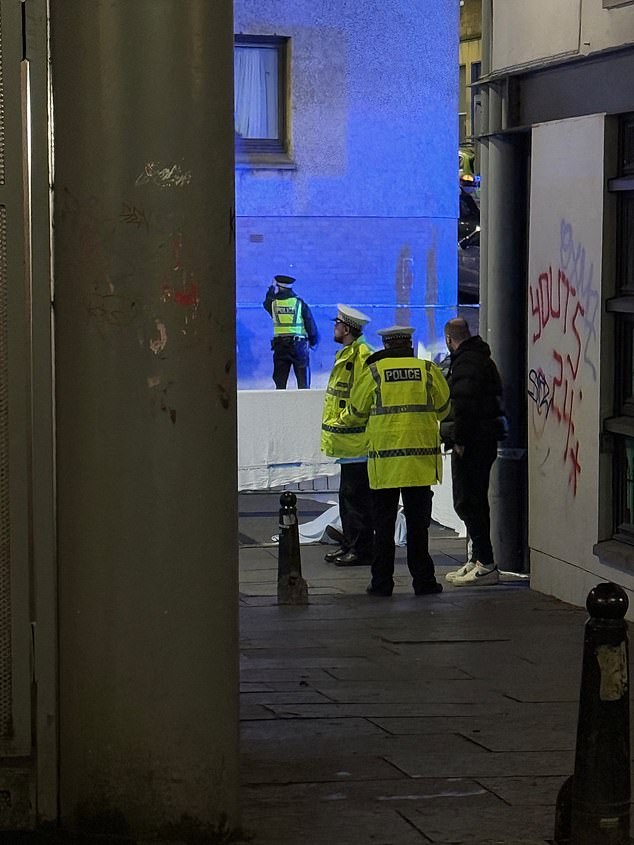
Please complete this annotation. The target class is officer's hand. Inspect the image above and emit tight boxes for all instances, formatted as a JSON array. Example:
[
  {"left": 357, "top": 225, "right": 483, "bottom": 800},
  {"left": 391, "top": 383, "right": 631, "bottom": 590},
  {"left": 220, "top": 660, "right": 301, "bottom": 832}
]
[{"left": 454, "top": 444, "right": 465, "bottom": 458}]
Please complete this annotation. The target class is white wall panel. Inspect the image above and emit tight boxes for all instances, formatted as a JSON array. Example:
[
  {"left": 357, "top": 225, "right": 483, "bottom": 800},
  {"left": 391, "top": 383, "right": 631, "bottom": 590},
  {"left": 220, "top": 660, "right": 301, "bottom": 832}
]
[
  {"left": 492, "top": 0, "right": 581, "bottom": 72},
  {"left": 580, "top": 0, "right": 634, "bottom": 55},
  {"left": 527, "top": 114, "right": 605, "bottom": 568},
  {"left": 492, "top": 0, "right": 634, "bottom": 72}
]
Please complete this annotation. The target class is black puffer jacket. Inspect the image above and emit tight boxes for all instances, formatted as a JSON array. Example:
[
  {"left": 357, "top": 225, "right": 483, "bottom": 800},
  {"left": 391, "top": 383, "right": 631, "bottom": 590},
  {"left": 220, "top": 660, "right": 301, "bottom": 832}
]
[{"left": 440, "top": 335, "right": 505, "bottom": 447}]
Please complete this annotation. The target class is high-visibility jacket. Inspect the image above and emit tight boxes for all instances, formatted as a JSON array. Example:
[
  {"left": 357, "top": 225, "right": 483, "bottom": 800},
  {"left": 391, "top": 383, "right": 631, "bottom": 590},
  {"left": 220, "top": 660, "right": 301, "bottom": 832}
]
[
  {"left": 344, "top": 348, "right": 450, "bottom": 489},
  {"left": 320, "top": 336, "right": 373, "bottom": 459},
  {"left": 271, "top": 297, "right": 306, "bottom": 338}
]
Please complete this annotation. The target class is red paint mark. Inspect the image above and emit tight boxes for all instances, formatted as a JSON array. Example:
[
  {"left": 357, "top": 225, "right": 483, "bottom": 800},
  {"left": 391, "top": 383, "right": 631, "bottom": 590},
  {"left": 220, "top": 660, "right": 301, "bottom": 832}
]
[
  {"left": 159, "top": 232, "right": 201, "bottom": 317},
  {"left": 174, "top": 282, "right": 199, "bottom": 308},
  {"left": 568, "top": 440, "right": 581, "bottom": 497},
  {"left": 171, "top": 233, "right": 183, "bottom": 271}
]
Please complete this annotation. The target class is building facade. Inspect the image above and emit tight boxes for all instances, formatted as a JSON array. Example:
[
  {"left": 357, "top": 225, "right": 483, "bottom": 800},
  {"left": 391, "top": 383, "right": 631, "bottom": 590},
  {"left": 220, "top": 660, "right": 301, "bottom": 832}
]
[
  {"left": 234, "top": 0, "right": 459, "bottom": 388},
  {"left": 459, "top": 0, "right": 482, "bottom": 144},
  {"left": 483, "top": 0, "right": 634, "bottom": 612}
]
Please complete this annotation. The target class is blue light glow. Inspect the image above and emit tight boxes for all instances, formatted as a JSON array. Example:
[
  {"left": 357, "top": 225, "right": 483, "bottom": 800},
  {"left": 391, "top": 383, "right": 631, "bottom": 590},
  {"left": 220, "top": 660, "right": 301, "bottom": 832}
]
[{"left": 234, "top": 0, "right": 459, "bottom": 389}]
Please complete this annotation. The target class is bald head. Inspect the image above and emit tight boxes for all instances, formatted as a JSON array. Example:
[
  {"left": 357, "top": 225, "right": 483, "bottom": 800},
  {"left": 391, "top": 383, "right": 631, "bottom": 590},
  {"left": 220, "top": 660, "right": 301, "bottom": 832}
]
[{"left": 444, "top": 317, "right": 471, "bottom": 352}]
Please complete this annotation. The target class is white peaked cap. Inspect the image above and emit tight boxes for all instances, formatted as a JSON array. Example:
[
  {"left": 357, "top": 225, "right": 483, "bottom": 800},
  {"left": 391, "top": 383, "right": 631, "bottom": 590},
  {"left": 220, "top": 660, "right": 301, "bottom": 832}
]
[
  {"left": 376, "top": 325, "right": 415, "bottom": 339},
  {"left": 335, "top": 304, "right": 371, "bottom": 330}
]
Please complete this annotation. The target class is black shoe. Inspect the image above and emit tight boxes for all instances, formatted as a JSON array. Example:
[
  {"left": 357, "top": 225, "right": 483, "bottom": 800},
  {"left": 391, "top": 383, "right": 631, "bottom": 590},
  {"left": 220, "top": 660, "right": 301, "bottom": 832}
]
[
  {"left": 366, "top": 584, "right": 393, "bottom": 597},
  {"left": 334, "top": 551, "right": 369, "bottom": 567},
  {"left": 414, "top": 581, "right": 443, "bottom": 595},
  {"left": 324, "top": 546, "right": 346, "bottom": 563}
]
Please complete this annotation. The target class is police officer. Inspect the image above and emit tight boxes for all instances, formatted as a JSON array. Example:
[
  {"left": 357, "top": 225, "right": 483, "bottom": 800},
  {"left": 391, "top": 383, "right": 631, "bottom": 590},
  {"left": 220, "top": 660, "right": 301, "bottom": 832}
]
[
  {"left": 321, "top": 305, "right": 374, "bottom": 567},
  {"left": 343, "top": 326, "right": 450, "bottom": 596},
  {"left": 263, "top": 275, "right": 319, "bottom": 389}
]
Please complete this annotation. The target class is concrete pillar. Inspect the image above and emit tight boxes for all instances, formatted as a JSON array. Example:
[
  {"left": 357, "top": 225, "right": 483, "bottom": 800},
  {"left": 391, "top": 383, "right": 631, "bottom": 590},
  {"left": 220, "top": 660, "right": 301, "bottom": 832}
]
[
  {"left": 50, "top": 1, "right": 239, "bottom": 837},
  {"left": 480, "top": 0, "right": 528, "bottom": 572},
  {"left": 486, "top": 131, "right": 528, "bottom": 571}
]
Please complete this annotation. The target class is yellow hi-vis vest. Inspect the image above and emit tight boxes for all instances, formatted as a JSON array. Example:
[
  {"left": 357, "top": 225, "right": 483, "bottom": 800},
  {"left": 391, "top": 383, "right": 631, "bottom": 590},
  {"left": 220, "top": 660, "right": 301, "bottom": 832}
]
[
  {"left": 320, "top": 336, "right": 373, "bottom": 459},
  {"left": 271, "top": 297, "right": 306, "bottom": 338},
  {"left": 345, "top": 354, "right": 450, "bottom": 489}
]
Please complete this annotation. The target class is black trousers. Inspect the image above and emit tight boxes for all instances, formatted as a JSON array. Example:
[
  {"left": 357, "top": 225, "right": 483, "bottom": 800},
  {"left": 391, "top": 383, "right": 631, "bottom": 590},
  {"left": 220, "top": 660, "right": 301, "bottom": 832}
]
[
  {"left": 339, "top": 462, "right": 373, "bottom": 560},
  {"left": 272, "top": 337, "right": 310, "bottom": 389},
  {"left": 451, "top": 438, "right": 497, "bottom": 567},
  {"left": 370, "top": 486, "right": 436, "bottom": 593}
]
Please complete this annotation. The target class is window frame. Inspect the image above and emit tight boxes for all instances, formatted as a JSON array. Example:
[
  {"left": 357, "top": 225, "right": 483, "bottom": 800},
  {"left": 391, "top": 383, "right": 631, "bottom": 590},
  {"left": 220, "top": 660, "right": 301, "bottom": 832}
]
[
  {"left": 605, "top": 113, "right": 634, "bottom": 542},
  {"left": 234, "top": 34, "right": 292, "bottom": 167}
]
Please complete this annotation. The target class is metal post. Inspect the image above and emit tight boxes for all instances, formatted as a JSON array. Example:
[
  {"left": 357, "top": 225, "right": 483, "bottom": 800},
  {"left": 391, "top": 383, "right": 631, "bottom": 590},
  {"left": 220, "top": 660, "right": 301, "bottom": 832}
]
[
  {"left": 555, "top": 582, "right": 630, "bottom": 845},
  {"left": 570, "top": 583, "right": 630, "bottom": 845},
  {"left": 277, "top": 493, "right": 308, "bottom": 605}
]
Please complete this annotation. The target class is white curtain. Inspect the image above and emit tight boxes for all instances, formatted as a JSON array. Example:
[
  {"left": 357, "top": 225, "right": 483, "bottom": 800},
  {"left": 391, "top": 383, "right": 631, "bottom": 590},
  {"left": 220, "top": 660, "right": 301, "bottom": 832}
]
[{"left": 234, "top": 46, "right": 279, "bottom": 139}]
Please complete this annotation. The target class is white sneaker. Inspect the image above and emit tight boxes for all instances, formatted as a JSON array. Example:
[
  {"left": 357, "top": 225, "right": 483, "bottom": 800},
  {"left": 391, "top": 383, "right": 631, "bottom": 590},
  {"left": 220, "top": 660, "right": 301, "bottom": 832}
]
[
  {"left": 445, "top": 561, "right": 476, "bottom": 583},
  {"left": 452, "top": 563, "right": 499, "bottom": 587}
]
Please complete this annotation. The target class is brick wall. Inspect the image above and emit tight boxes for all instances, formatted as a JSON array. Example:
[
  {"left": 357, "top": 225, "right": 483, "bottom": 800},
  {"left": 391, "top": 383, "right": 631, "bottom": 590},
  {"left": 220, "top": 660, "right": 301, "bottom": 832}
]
[{"left": 236, "top": 215, "right": 458, "bottom": 388}]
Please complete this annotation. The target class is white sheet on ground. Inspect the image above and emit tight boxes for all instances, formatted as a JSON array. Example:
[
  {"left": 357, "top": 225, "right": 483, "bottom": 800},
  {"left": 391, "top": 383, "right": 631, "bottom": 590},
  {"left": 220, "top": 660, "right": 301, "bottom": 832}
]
[{"left": 297, "top": 504, "right": 407, "bottom": 546}]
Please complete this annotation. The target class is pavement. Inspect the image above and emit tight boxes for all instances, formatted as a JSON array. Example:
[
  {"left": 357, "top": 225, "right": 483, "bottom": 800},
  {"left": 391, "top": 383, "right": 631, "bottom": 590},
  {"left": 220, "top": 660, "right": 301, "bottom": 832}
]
[
  {"left": 238, "top": 492, "right": 631, "bottom": 845},
  {"left": 4, "top": 491, "right": 627, "bottom": 844}
]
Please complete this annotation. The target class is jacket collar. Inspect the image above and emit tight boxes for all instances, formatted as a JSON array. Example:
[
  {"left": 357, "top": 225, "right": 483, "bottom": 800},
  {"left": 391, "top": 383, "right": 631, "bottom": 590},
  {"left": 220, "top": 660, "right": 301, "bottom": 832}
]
[{"left": 366, "top": 346, "right": 414, "bottom": 366}]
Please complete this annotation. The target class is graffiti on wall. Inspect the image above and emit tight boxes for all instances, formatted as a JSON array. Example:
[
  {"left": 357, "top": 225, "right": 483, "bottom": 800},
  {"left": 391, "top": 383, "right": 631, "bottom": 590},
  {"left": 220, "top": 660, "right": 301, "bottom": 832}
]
[{"left": 528, "top": 220, "right": 599, "bottom": 497}]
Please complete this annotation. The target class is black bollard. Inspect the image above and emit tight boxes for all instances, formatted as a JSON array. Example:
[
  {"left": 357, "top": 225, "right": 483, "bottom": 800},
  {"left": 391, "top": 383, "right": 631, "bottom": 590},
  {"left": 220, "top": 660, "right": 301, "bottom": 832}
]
[
  {"left": 555, "top": 582, "right": 630, "bottom": 845},
  {"left": 277, "top": 492, "right": 308, "bottom": 605}
]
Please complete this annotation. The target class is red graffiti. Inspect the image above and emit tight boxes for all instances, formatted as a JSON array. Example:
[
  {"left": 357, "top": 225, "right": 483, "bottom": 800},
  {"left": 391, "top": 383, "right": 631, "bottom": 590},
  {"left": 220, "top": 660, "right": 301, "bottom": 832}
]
[
  {"left": 159, "top": 232, "right": 200, "bottom": 317},
  {"left": 529, "top": 266, "right": 588, "bottom": 497},
  {"left": 568, "top": 441, "right": 581, "bottom": 497},
  {"left": 530, "top": 266, "right": 575, "bottom": 343}
]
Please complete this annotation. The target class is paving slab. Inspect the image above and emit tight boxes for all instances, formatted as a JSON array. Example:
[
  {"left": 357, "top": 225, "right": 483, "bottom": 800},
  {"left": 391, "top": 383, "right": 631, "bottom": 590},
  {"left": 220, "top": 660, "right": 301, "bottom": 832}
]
[
  {"left": 401, "top": 801, "right": 554, "bottom": 843},
  {"left": 243, "top": 732, "right": 485, "bottom": 760},
  {"left": 308, "top": 680, "right": 512, "bottom": 705},
  {"left": 476, "top": 775, "right": 565, "bottom": 807},
  {"left": 241, "top": 800, "right": 435, "bottom": 845},
  {"left": 385, "top": 750, "right": 574, "bottom": 780},
  {"left": 240, "top": 752, "right": 404, "bottom": 786},
  {"left": 263, "top": 701, "right": 527, "bottom": 720}
]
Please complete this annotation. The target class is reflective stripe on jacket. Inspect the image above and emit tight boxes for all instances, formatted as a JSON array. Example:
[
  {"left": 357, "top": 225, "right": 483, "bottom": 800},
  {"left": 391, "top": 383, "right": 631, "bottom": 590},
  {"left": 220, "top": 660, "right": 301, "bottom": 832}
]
[
  {"left": 344, "top": 351, "right": 450, "bottom": 489},
  {"left": 320, "top": 336, "right": 373, "bottom": 459},
  {"left": 271, "top": 297, "right": 306, "bottom": 337}
]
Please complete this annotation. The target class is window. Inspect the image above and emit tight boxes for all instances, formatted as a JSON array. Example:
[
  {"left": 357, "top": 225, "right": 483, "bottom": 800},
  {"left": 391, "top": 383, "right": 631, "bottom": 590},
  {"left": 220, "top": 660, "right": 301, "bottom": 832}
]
[
  {"left": 603, "top": 0, "right": 634, "bottom": 8},
  {"left": 234, "top": 36, "right": 290, "bottom": 163},
  {"left": 606, "top": 114, "right": 634, "bottom": 542},
  {"left": 459, "top": 64, "right": 467, "bottom": 143}
]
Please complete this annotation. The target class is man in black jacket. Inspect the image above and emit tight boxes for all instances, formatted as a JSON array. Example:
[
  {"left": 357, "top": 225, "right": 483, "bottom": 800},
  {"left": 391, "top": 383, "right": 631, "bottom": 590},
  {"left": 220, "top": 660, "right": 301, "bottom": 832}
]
[{"left": 441, "top": 318, "right": 505, "bottom": 586}]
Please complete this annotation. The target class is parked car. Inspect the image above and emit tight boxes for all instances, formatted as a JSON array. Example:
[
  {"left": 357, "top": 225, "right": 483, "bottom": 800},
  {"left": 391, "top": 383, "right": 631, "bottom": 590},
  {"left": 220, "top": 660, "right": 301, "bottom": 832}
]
[
  {"left": 459, "top": 146, "right": 480, "bottom": 196},
  {"left": 459, "top": 186, "right": 480, "bottom": 240},
  {"left": 458, "top": 227, "right": 480, "bottom": 304}
]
